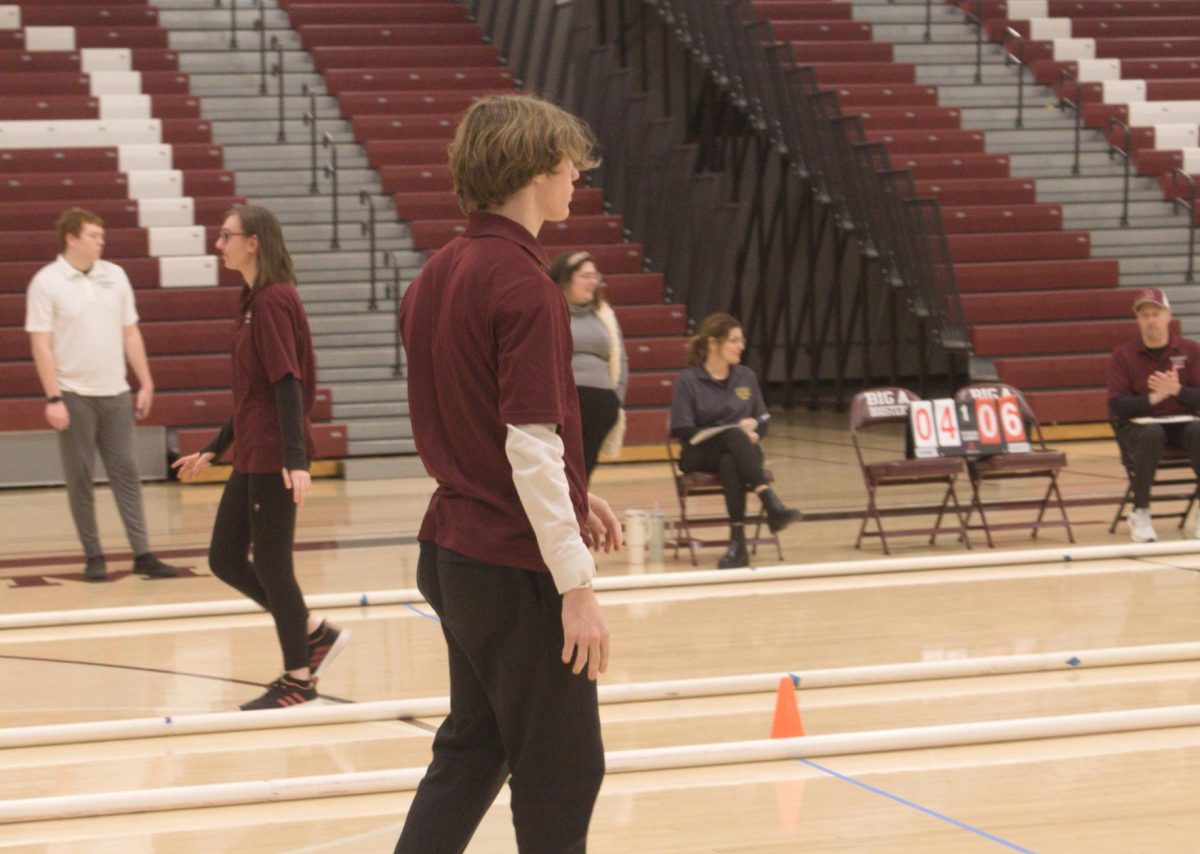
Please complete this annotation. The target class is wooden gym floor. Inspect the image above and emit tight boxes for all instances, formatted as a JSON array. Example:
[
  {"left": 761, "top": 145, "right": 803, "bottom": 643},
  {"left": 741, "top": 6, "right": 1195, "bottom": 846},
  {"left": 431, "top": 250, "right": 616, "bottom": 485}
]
[{"left": 1, "top": 410, "right": 1199, "bottom": 853}]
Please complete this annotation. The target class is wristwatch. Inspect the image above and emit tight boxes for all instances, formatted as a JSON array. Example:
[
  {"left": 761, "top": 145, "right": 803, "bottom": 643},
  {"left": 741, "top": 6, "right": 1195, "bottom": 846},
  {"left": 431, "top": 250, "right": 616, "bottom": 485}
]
[{"left": 46, "top": 396, "right": 63, "bottom": 404}]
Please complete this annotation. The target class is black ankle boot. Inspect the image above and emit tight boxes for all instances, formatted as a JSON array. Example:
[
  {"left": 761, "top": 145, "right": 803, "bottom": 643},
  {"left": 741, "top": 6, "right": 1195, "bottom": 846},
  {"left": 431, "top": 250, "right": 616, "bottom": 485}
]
[
  {"left": 760, "top": 487, "right": 802, "bottom": 533},
  {"left": 717, "top": 526, "right": 749, "bottom": 569}
]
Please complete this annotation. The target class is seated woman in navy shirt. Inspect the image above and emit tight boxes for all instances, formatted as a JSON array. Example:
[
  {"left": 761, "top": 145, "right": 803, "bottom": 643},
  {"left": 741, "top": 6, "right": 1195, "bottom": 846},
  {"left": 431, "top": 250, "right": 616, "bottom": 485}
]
[{"left": 669, "top": 313, "right": 801, "bottom": 568}]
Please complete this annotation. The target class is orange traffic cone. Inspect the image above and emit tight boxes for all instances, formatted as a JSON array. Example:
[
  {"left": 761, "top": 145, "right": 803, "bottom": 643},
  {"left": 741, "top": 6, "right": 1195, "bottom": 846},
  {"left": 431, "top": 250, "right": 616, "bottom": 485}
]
[{"left": 770, "top": 675, "right": 805, "bottom": 739}]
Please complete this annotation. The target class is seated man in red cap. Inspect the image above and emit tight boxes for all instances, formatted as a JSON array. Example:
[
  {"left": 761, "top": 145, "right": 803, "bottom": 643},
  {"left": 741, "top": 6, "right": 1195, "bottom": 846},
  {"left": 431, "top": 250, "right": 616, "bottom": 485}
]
[{"left": 1107, "top": 287, "right": 1200, "bottom": 541}]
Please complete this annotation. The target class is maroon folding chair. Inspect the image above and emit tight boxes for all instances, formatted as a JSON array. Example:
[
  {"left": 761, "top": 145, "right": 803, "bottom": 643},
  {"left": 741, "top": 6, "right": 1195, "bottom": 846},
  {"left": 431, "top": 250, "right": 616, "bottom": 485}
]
[
  {"left": 666, "top": 437, "right": 782, "bottom": 566},
  {"left": 850, "top": 387, "right": 971, "bottom": 555},
  {"left": 954, "top": 383, "right": 1074, "bottom": 548}
]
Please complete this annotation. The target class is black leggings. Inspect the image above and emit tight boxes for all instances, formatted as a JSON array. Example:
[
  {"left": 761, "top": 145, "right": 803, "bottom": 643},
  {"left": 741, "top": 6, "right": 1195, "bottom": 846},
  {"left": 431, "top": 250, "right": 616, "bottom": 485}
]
[
  {"left": 679, "top": 427, "right": 767, "bottom": 522},
  {"left": 208, "top": 471, "right": 309, "bottom": 671},
  {"left": 577, "top": 385, "right": 620, "bottom": 479}
]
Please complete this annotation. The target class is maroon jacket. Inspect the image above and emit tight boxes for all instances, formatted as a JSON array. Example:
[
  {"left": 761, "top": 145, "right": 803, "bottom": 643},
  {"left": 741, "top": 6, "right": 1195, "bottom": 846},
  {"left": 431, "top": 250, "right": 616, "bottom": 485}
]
[{"left": 1106, "top": 334, "right": 1200, "bottom": 420}]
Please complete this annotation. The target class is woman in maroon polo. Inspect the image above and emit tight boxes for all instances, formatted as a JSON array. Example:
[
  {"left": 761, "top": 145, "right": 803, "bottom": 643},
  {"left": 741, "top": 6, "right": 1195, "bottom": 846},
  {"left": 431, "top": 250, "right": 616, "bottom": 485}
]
[{"left": 173, "top": 205, "right": 348, "bottom": 711}]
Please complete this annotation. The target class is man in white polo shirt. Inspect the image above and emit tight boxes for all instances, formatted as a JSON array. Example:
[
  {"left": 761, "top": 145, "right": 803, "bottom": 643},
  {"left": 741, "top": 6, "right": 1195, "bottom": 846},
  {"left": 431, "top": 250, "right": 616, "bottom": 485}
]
[{"left": 25, "top": 208, "right": 179, "bottom": 582}]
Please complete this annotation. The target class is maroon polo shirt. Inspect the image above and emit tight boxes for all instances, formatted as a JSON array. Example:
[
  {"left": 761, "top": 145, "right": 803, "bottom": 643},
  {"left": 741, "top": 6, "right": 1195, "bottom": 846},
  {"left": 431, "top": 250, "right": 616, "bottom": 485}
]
[
  {"left": 400, "top": 211, "right": 591, "bottom": 573},
  {"left": 1107, "top": 333, "right": 1200, "bottom": 417},
  {"left": 231, "top": 281, "right": 317, "bottom": 473}
]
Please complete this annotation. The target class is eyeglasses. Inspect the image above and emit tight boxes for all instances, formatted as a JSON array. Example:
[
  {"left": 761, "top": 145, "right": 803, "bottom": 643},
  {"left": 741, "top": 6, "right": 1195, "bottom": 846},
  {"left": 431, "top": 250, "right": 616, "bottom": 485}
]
[
  {"left": 576, "top": 272, "right": 603, "bottom": 283},
  {"left": 216, "top": 230, "right": 246, "bottom": 242}
]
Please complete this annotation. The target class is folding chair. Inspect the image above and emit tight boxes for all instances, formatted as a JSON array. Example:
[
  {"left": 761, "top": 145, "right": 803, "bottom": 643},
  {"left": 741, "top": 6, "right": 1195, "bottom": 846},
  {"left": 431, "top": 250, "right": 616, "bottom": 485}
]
[
  {"left": 954, "top": 383, "right": 1074, "bottom": 548},
  {"left": 850, "top": 387, "right": 971, "bottom": 555},
  {"left": 666, "top": 438, "right": 783, "bottom": 566},
  {"left": 1109, "top": 425, "right": 1200, "bottom": 534}
]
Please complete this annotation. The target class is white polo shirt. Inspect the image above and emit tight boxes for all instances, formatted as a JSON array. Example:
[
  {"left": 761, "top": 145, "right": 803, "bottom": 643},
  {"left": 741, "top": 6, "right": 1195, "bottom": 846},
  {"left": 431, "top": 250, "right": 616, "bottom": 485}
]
[{"left": 24, "top": 255, "right": 140, "bottom": 396}]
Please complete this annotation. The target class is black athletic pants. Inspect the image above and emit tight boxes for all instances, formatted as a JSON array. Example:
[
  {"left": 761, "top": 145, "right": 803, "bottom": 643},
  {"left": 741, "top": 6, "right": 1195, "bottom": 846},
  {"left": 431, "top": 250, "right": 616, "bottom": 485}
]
[
  {"left": 1114, "top": 420, "right": 1200, "bottom": 508},
  {"left": 679, "top": 427, "right": 767, "bottom": 523},
  {"left": 395, "top": 542, "right": 605, "bottom": 854},
  {"left": 208, "top": 471, "right": 309, "bottom": 671},
  {"left": 577, "top": 385, "right": 620, "bottom": 479}
]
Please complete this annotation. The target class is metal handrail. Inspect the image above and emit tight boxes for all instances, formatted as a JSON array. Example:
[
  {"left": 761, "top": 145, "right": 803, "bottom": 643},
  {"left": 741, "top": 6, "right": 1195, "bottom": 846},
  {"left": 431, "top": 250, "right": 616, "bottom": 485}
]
[
  {"left": 227, "top": 0, "right": 237, "bottom": 48},
  {"left": 924, "top": 0, "right": 933, "bottom": 42},
  {"left": 1107, "top": 116, "right": 1133, "bottom": 227},
  {"left": 255, "top": 0, "right": 268, "bottom": 95},
  {"left": 301, "top": 84, "right": 318, "bottom": 193},
  {"left": 972, "top": 0, "right": 983, "bottom": 84},
  {"left": 383, "top": 252, "right": 405, "bottom": 377},
  {"left": 1002, "top": 26, "right": 1026, "bottom": 128},
  {"left": 1171, "top": 168, "right": 1197, "bottom": 282},
  {"left": 322, "top": 132, "right": 340, "bottom": 249},
  {"left": 359, "top": 190, "right": 378, "bottom": 311},
  {"left": 269, "top": 36, "right": 285, "bottom": 142},
  {"left": 1057, "top": 68, "right": 1082, "bottom": 176}
]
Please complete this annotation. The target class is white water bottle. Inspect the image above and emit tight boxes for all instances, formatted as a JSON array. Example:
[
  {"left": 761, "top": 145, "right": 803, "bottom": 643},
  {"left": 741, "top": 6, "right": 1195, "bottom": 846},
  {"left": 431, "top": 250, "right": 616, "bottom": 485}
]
[
  {"left": 625, "top": 509, "right": 646, "bottom": 564},
  {"left": 648, "top": 503, "right": 665, "bottom": 563}
]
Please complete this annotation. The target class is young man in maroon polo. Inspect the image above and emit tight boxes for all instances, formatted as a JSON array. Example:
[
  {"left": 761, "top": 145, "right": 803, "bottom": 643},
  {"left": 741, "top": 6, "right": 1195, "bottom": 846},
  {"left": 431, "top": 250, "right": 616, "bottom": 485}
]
[
  {"left": 1107, "top": 287, "right": 1200, "bottom": 541},
  {"left": 396, "top": 96, "right": 622, "bottom": 853}
]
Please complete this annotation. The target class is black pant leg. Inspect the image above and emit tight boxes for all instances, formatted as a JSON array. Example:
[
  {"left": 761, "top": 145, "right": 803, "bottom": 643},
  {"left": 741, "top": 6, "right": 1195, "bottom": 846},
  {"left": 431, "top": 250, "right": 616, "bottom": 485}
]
[
  {"left": 1168, "top": 421, "right": 1200, "bottom": 477},
  {"left": 397, "top": 544, "right": 605, "bottom": 854},
  {"left": 681, "top": 428, "right": 768, "bottom": 523},
  {"left": 208, "top": 471, "right": 270, "bottom": 609},
  {"left": 1116, "top": 422, "right": 1166, "bottom": 508},
  {"left": 246, "top": 473, "right": 309, "bottom": 672},
  {"left": 397, "top": 543, "right": 509, "bottom": 854},
  {"left": 576, "top": 386, "right": 620, "bottom": 479}
]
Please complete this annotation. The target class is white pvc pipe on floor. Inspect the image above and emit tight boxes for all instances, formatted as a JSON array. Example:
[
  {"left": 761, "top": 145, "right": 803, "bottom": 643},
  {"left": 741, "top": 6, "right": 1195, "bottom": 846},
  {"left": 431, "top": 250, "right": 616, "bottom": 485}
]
[
  {"left": 3, "top": 538, "right": 1196, "bottom": 632},
  {"left": 6, "top": 641, "right": 1200, "bottom": 749},
  {"left": 4, "top": 703, "right": 1199, "bottom": 824}
]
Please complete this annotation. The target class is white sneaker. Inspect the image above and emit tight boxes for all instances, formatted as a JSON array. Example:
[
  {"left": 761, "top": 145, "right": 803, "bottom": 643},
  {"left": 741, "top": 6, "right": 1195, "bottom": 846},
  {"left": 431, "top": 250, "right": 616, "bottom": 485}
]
[{"left": 1129, "top": 508, "right": 1158, "bottom": 543}]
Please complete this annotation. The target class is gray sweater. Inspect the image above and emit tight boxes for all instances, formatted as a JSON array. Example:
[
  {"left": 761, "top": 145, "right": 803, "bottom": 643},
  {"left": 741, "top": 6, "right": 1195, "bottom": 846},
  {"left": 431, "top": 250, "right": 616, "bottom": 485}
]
[{"left": 569, "top": 302, "right": 627, "bottom": 402}]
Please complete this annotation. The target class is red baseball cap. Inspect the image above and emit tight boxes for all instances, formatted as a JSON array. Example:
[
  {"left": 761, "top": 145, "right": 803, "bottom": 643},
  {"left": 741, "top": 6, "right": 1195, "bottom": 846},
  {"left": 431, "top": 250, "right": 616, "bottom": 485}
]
[{"left": 1132, "top": 288, "right": 1170, "bottom": 312}]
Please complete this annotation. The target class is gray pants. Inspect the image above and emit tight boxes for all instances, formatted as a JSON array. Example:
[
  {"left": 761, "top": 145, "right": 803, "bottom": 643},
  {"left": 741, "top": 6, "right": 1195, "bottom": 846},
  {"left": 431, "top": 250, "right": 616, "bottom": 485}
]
[{"left": 57, "top": 391, "right": 151, "bottom": 559}]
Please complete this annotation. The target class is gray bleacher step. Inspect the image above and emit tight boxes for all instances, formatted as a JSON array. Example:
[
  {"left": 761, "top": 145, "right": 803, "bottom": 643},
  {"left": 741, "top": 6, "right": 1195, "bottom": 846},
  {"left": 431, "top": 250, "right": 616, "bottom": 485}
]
[
  {"left": 342, "top": 418, "right": 413, "bottom": 441},
  {"left": 854, "top": 3, "right": 972, "bottom": 22},
  {"left": 341, "top": 455, "right": 426, "bottom": 478},
  {"left": 872, "top": 24, "right": 994, "bottom": 44},
  {"left": 237, "top": 172, "right": 382, "bottom": 197},
  {"left": 178, "top": 52, "right": 314, "bottom": 75},
  {"left": 983, "top": 128, "right": 1108, "bottom": 153},
  {"left": 158, "top": 10, "right": 291, "bottom": 29},
  {"left": 317, "top": 347, "right": 400, "bottom": 369},
  {"left": 318, "top": 365, "right": 402, "bottom": 382},
  {"left": 212, "top": 122, "right": 355, "bottom": 145},
  {"left": 291, "top": 252, "right": 400, "bottom": 273},
  {"left": 200, "top": 94, "right": 340, "bottom": 120},
  {"left": 224, "top": 149, "right": 369, "bottom": 171},
  {"left": 346, "top": 439, "right": 419, "bottom": 458},
  {"left": 960, "top": 106, "right": 1077, "bottom": 128},
  {"left": 334, "top": 400, "right": 408, "bottom": 419},
  {"left": 305, "top": 298, "right": 403, "bottom": 315},
  {"left": 156, "top": 0, "right": 279, "bottom": 8},
  {"left": 190, "top": 75, "right": 327, "bottom": 97},
  {"left": 917, "top": 66, "right": 1028, "bottom": 85},
  {"left": 936, "top": 85, "right": 1057, "bottom": 109},
  {"left": 298, "top": 282, "right": 413, "bottom": 303},
  {"left": 1033, "top": 175, "right": 1162, "bottom": 198},
  {"left": 238, "top": 194, "right": 401, "bottom": 220},
  {"left": 894, "top": 43, "right": 1002, "bottom": 63},
  {"left": 1008, "top": 151, "right": 1129, "bottom": 176},
  {"left": 323, "top": 380, "right": 407, "bottom": 404},
  {"left": 314, "top": 332, "right": 398, "bottom": 348},
  {"left": 309, "top": 314, "right": 397, "bottom": 335},
  {"left": 170, "top": 31, "right": 302, "bottom": 52},
  {"left": 1117, "top": 256, "right": 1197, "bottom": 277},
  {"left": 1120, "top": 272, "right": 1195, "bottom": 288},
  {"left": 282, "top": 221, "right": 410, "bottom": 243}
]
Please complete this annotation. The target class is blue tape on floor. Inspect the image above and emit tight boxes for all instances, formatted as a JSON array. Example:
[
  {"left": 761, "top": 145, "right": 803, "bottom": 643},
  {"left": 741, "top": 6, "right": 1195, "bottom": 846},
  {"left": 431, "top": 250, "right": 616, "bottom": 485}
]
[{"left": 798, "top": 758, "right": 1037, "bottom": 853}]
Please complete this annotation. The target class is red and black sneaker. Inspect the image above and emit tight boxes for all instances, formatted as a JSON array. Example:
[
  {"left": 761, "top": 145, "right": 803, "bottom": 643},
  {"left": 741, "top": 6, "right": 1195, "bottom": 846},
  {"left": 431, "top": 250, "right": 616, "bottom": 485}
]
[
  {"left": 238, "top": 674, "right": 319, "bottom": 711},
  {"left": 307, "top": 620, "right": 350, "bottom": 679}
]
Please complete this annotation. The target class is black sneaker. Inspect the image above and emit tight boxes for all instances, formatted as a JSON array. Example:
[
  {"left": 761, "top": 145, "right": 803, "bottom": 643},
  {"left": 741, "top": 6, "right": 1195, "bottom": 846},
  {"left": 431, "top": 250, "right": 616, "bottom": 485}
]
[
  {"left": 307, "top": 620, "right": 350, "bottom": 679},
  {"left": 133, "top": 552, "right": 179, "bottom": 579},
  {"left": 84, "top": 555, "right": 107, "bottom": 582},
  {"left": 238, "top": 674, "right": 319, "bottom": 711}
]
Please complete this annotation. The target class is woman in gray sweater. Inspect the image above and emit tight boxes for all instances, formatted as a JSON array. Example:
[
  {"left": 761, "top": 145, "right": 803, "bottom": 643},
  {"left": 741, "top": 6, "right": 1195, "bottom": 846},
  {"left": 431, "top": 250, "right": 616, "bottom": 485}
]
[{"left": 550, "top": 250, "right": 628, "bottom": 479}]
